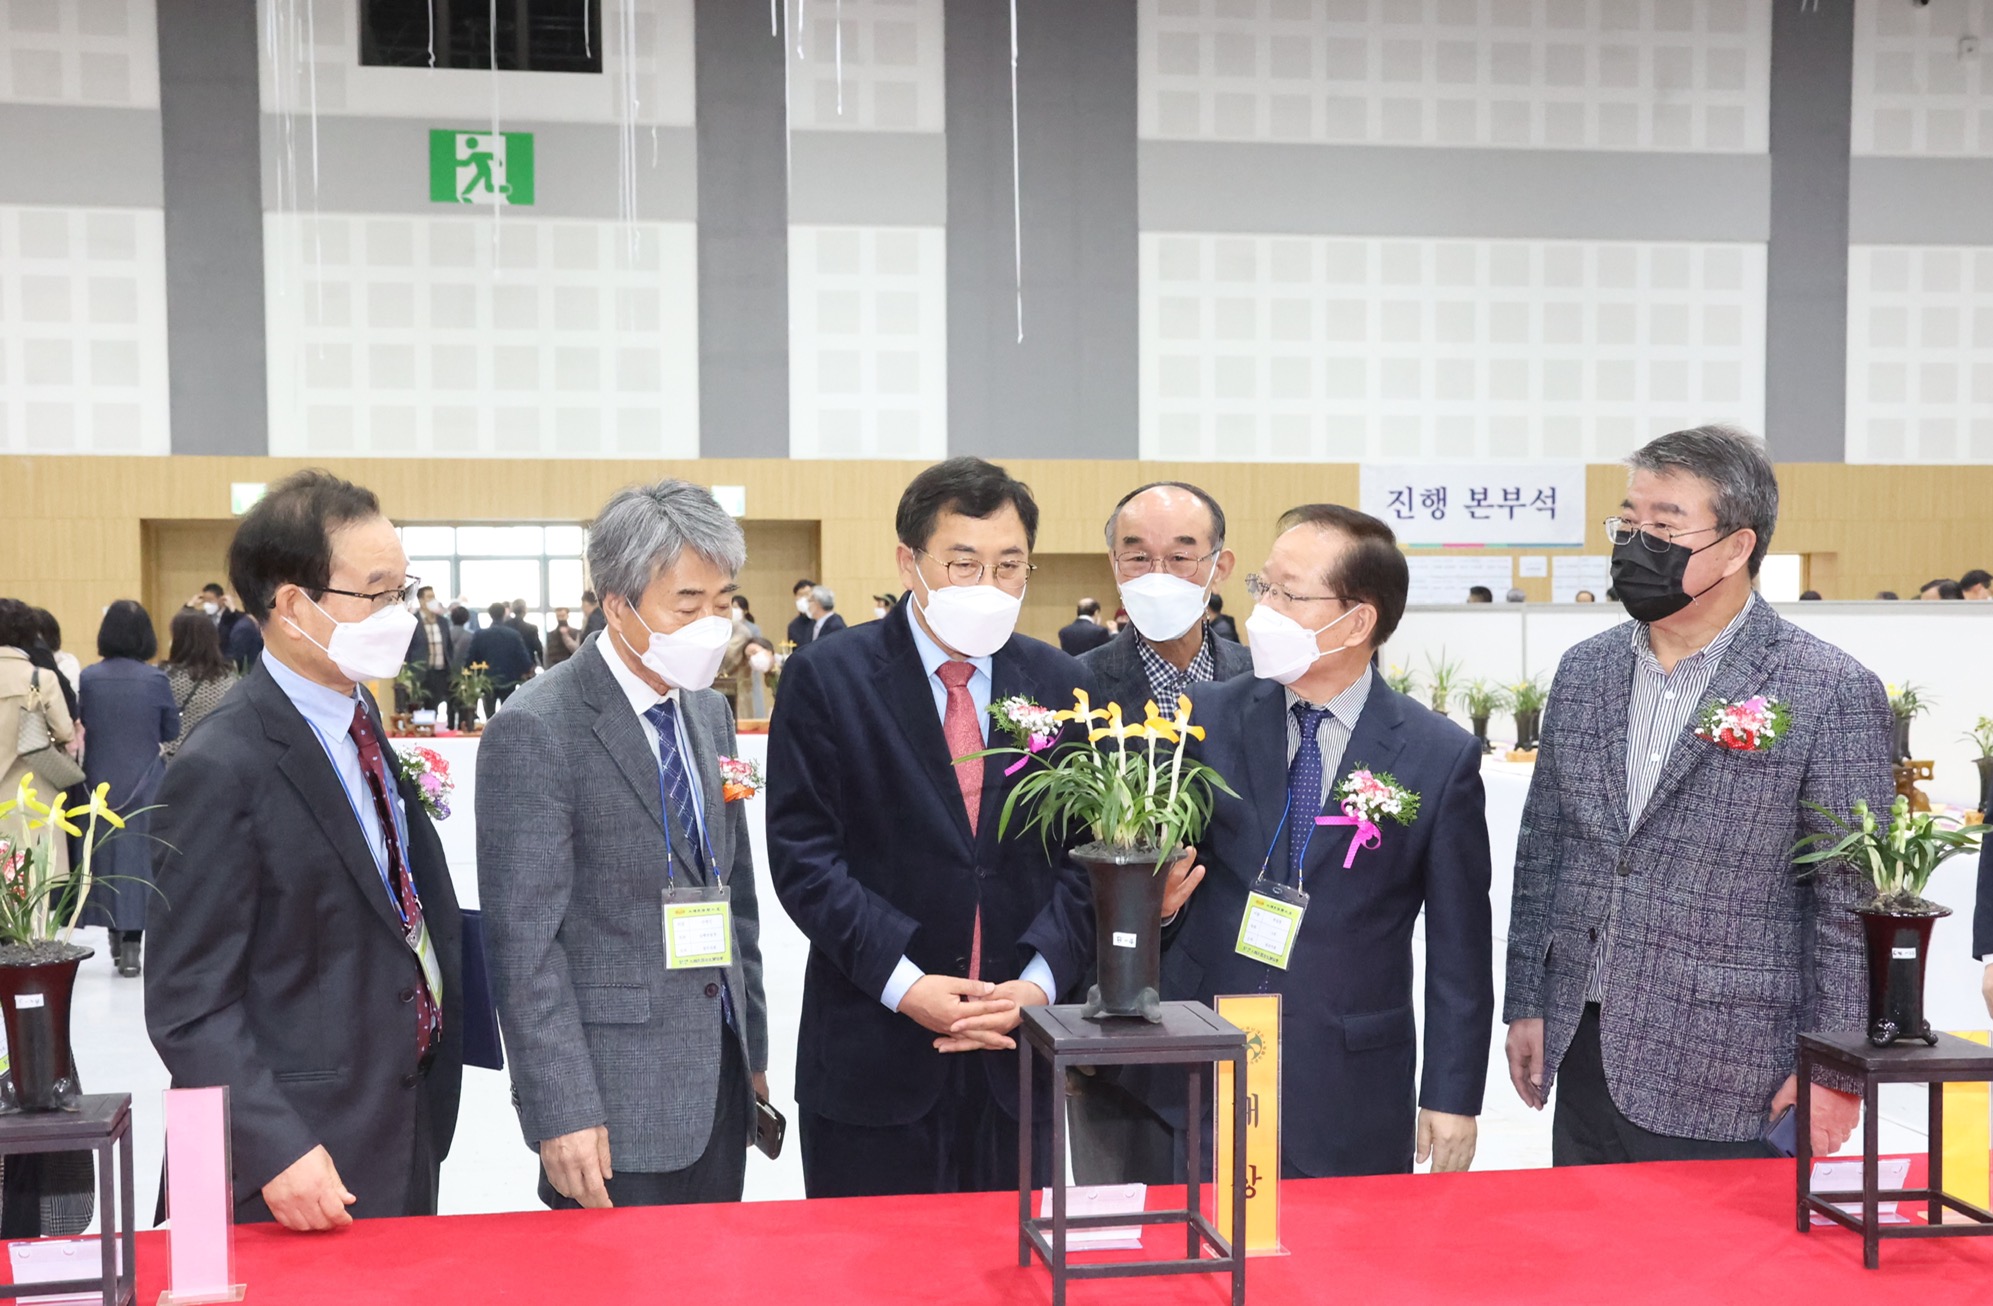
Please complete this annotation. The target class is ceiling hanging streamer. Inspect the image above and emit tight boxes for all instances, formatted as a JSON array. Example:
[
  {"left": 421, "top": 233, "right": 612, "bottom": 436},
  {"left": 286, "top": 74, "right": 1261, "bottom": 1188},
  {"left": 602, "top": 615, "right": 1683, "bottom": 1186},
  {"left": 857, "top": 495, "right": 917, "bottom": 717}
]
[{"left": 1009, "top": 0, "right": 1023, "bottom": 343}]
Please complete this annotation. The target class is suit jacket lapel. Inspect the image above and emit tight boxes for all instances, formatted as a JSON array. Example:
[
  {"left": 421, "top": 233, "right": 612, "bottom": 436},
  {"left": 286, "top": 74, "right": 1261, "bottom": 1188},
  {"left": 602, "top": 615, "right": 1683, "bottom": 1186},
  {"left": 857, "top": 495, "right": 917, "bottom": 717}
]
[
  {"left": 878, "top": 616, "right": 976, "bottom": 849},
  {"left": 249, "top": 667, "right": 410, "bottom": 942},
  {"left": 674, "top": 694, "right": 728, "bottom": 884},
  {"left": 578, "top": 645, "right": 669, "bottom": 841},
  {"left": 1306, "top": 685, "right": 1408, "bottom": 879},
  {"left": 976, "top": 647, "right": 1028, "bottom": 853},
  {"left": 1628, "top": 599, "right": 1784, "bottom": 841},
  {"left": 1596, "top": 632, "right": 1636, "bottom": 834},
  {"left": 1236, "top": 678, "right": 1290, "bottom": 885}
]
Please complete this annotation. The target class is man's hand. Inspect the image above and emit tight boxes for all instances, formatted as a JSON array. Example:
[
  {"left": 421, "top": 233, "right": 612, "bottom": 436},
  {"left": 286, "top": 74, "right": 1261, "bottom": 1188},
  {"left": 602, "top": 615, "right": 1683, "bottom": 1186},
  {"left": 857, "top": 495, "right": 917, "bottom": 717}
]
[
  {"left": 1770, "top": 1077, "right": 1861, "bottom": 1155},
  {"left": 1162, "top": 845, "right": 1206, "bottom": 919},
  {"left": 261, "top": 1144, "right": 355, "bottom": 1232},
  {"left": 935, "top": 979, "right": 1048, "bottom": 1053},
  {"left": 898, "top": 975, "right": 1014, "bottom": 1039},
  {"left": 1504, "top": 1018, "right": 1547, "bottom": 1109},
  {"left": 539, "top": 1125, "right": 614, "bottom": 1209},
  {"left": 1416, "top": 1110, "right": 1477, "bottom": 1173},
  {"left": 752, "top": 1072, "right": 769, "bottom": 1104}
]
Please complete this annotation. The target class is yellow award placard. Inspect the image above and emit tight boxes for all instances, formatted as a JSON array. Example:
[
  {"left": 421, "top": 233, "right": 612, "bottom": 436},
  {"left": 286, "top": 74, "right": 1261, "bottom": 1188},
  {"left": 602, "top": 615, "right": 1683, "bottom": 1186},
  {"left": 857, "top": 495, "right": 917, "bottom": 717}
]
[
  {"left": 1942, "top": 1030, "right": 1991, "bottom": 1214},
  {"left": 1214, "top": 993, "right": 1284, "bottom": 1255}
]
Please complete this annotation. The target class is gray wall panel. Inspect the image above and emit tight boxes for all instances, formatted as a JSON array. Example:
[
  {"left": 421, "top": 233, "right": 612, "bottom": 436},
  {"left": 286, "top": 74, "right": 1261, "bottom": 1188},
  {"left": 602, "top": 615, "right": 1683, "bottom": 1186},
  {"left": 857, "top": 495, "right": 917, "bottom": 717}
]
[
  {"left": 1140, "top": 142, "right": 1769, "bottom": 241},
  {"left": 159, "top": 0, "right": 267, "bottom": 455},
  {"left": 695, "top": 0, "right": 788, "bottom": 458},
  {"left": 947, "top": 0, "right": 1138, "bottom": 462},
  {"left": 1852, "top": 158, "right": 1993, "bottom": 245},
  {"left": 789, "top": 131, "right": 946, "bottom": 227},
  {"left": 0, "top": 106, "right": 162, "bottom": 208},
  {"left": 1765, "top": 2, "right": 1852, "bottom": 464}
]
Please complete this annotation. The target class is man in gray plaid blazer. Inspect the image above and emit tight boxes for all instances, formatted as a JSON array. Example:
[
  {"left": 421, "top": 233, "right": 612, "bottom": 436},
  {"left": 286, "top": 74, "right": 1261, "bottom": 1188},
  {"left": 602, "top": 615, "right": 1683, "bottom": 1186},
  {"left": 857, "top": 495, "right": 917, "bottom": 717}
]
[
  {"left": 479, "top": 481, "right": 768, "bottom": 1208},
  {"left": 1505, "top": 425, "right": 1894, "bottom": 1164}
]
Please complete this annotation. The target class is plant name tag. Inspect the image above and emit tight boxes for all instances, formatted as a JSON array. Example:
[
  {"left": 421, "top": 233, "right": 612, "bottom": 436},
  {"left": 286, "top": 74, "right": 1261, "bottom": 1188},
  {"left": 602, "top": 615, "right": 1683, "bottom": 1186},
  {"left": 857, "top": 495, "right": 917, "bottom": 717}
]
[
  {"left": 15, "top": 995, "right": 43, "bottom": 1010},
  {"left": 1112, "top": 932, "right": 1137, "bottom": 949},
  {"left": 1891, "top": 947, "right": 1917, "bottom": 960}
]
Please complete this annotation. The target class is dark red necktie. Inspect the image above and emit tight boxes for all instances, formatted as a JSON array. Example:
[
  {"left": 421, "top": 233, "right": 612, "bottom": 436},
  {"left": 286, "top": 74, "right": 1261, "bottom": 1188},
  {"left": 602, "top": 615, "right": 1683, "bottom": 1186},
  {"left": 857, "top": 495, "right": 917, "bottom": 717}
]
[
  {"left": 936, "top": 661, "right": 983, "bottom": 981},
  {"left": 349, "top": 702, "right": 442, "bottom": 1062}
]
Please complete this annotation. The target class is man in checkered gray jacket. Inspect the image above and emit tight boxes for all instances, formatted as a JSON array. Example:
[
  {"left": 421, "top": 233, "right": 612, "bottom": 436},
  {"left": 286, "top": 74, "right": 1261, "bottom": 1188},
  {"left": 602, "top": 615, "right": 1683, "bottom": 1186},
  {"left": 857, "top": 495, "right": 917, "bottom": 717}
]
[{"left": 1505, "top": 424, "right": 1894, "bottom": 1164}]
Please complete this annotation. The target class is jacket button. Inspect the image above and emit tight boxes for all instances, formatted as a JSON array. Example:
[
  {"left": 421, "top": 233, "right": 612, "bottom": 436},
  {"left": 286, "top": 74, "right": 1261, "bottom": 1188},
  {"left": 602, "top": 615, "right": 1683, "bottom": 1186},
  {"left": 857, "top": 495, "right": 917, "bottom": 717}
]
[
  {"left": 399, "top": 988, "right": 416, "bottom": 1003},
  {"left": 1616, "top": 859, "right": 1631, "bottom": 877},
  {"left": 954, "top": 957, "right": 968, "bottom": 973},
  {"left": 1588, "top": 928, "right": 1598, "bottom": 944},
  {"left": 400, "top": 1072, "right": 418, "bottom": 1089},
  {"left": 704, "top": 982, "right": 720, "bottom": 999}
]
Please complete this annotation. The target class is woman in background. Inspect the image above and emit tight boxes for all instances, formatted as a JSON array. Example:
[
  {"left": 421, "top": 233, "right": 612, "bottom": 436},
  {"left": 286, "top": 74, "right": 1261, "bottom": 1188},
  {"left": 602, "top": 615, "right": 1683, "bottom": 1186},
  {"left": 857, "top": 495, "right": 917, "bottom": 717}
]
[
  {"left": 79, "top": 600, "right": 178, "bottom": 979},
  {"left": 162, "top": 609, "right": 235, "bottom": 759}
]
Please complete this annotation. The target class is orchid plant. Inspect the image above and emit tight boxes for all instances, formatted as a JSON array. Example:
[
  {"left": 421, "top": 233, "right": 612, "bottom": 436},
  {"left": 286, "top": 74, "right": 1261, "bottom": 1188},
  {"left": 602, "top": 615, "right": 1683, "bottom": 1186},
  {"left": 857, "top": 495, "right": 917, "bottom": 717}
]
[
  {"left": 1963, "top": 716, "right": 1993, "bottom": 759},
  {"left": 0, "top": 775, "right": 141, "bottom": 950},
  {"left": 962, "top": 689, "right": 1237, "bottom": 872},
  {"left": 1887, "top": 682, "right": 1930, "bottom": 723},
  {"left": 1423, "top": 650, "right": 1462, "bottom": 716},
  {"left": 1793, "top": 795, "right": 1986, "bottom": 913},
  {"left": 1456, "top": 679, "right": 1506, "bottom": 720}
]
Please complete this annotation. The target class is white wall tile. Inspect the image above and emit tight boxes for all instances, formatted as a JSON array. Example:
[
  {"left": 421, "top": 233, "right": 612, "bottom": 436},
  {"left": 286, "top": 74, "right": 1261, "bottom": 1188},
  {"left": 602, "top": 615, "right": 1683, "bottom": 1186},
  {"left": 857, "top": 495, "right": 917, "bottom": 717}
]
[
  {"left": 0, "top": 0, "right": 157, "bottom": 106},
  {"left": 1853, "top": 0, "right": 1993, "bottom": 155},
  {"left": 266, "top": 213, "right": 699, "bottom": 458},
  {"left": 1141, "top": 232, "right": 1766, "bottom": 462},
  {"left": 1847, "top": 244, "right": 1993, "bottom": 462},
  {"left": 1139, "top": 0, "right": 1767, "bottom": 152},
  {"left": 0, "top": 204, "right": 169, "bottom": 453},
  {"left": 788, "top": 224, "right": 946, "bottom": 458},
  {"left": 784, "top": 0, "right": 944, "bottom": 132}
]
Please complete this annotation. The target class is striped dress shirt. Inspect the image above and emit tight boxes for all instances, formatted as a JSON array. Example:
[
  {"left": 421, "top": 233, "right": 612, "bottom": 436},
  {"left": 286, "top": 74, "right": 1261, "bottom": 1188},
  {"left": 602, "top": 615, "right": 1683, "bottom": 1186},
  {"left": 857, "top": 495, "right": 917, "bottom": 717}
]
[
  {"left": 1587, "top": 595, "right": 1755, "bottom": 1004},
  {"left": 1285, "top": 666, "right": 1376, "bottom": 808}
]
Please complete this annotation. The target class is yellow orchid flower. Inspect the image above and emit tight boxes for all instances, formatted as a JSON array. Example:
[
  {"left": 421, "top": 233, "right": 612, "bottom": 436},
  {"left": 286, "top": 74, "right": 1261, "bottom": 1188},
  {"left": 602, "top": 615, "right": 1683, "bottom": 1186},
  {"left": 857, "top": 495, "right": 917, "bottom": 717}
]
[
  {"left": 85, "top": 783, "right": 126, "bottom": 831},
  {"left": 33, "top": 791, "right": 82, "bottom": 839},
  {"left": 1055, "top": 686, "right": 1109, "bottom": 726},
  {"left": 1089, "top": 721, "right": 1150, "bottom": 744}
]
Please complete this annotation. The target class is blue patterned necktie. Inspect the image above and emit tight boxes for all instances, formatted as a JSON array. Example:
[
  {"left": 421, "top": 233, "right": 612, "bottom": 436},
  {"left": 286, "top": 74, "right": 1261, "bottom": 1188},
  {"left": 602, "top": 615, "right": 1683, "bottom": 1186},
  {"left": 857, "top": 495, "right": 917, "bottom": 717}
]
[
  {"left": 643, "top": 699, "right": 707, "bottom": 877},
  {"left": 1287, "top": 702, "right": 1334, "bottom": 879}
]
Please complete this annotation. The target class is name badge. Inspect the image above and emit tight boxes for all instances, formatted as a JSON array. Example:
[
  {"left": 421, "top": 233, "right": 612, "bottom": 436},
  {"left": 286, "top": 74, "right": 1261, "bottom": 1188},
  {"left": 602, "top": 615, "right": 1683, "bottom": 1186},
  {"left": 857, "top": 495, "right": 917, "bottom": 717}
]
[
  {"left": 663, "top": 884, "right": 734, "bottom": 970},
  {"left": 1234, "top": 878, "right": 1308, "bottom": 970}
]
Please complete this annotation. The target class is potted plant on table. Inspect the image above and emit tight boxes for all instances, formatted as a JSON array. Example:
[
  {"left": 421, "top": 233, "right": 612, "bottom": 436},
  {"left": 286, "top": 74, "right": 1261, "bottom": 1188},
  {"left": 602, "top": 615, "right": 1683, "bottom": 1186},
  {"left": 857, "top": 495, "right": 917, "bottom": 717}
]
[
  {"left": 451, "top": 662, "right": 494, "bottom": 732},
  {"left": 1507, "top": 674, "right": 1549, "bottom": 753},
  {"left": 1456, "top": 679, "right": 1504, "bottom": 754},
  {"left": 1424, "top": 650, "right": 1462, "bottom": 720},
  {"left": 1886, "top": 682, "right": 1929, "bottom": 763},
  {"left": 1793, "top": 796, "right": 1986, "bottom": 1048},
  {"left": 966, "top": 691, "right": 1236, "bottom": 1023},
  {"left": 0, "top": 777, "right": 144, "bottom": 1111},
  {"left": 1383, "top": 665, "right": 1419, "bottom": 698},
  {"left": 1962, "top": 717, "right": 1993, "bottom": 820}
]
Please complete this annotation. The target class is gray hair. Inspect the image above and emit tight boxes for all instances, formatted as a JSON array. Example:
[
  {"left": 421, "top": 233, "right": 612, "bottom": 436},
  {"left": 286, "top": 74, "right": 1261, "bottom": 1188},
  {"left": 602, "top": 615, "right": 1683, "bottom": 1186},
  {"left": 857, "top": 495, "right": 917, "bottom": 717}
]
[
  {"left": 586, "top": 480, "right": 747, "bottom": 605},
  {"left": 810, "top": 585, "right": 835, "bottom": 611},
  {"left": 1102, "top": 481, "right": 1228, "bottom": 551},
  {"left": 1625, "top": 423, "right": 1779, "bottom": 577}
]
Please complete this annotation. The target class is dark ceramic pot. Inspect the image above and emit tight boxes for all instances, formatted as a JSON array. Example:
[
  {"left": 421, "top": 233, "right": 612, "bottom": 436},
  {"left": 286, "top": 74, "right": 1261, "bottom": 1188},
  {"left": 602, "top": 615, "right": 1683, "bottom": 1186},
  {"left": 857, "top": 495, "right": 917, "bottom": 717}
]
[
  {"left": 1470, "top": 714, "right": 1492, "bottom": 754},
  {"left": 1514, "top": 709, "right": 1542, "bottom": 752},
  {"left": 1891, "top": 717, "right": 1913, "bottom": 763},
  {"left": 0, "top": 943, "right": 91, "bottom": 1112},
  {"left": 1074, "top": 843, "right": 1186, "bottom": 1023},
  {"left": 1857, "top": 906, "right": 1948, "bottom": 1047},
  {"left": 1976, "top": 756, "right": 1993, "bottom": 816}
]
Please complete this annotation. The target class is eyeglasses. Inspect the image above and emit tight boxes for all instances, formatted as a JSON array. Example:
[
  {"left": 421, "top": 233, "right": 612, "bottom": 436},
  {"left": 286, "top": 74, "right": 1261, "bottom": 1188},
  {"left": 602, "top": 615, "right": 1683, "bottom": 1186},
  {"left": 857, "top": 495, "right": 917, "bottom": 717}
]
[
  {"left": 1602, "top": 518, "right": 1720, "bottom": 553},
  {"left": 1113, "top": 548, "right": 1220, "bottom": 580},
  {"left": 919, "top": 551, "right": 1036, "bottom": 588},
  {"left": 319, "top": 576, "right": 420, "bottom": 610},
  {"left": 1244, "top": 573, "right": 1350, "bottom": 608}
]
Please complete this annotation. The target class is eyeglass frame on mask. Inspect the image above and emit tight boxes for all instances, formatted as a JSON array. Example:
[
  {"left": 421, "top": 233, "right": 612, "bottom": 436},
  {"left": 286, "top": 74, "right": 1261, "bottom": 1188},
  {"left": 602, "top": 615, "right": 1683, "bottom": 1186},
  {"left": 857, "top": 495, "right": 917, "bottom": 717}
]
[
  {"left": 916, "top": 550, "right": 1036, "bottom": 591},
  {"left": 1111, "top": 547, "right": 1221, "bottom": 582},
  {"left": 1244, "top": 572, "right": 1352, "bottom": 610},
  {"left": 312, "top": 575, "right": 421, "bottom": 612},
  {"left": 1601, "top": 517, "right": 1723, "bottom": 554}
]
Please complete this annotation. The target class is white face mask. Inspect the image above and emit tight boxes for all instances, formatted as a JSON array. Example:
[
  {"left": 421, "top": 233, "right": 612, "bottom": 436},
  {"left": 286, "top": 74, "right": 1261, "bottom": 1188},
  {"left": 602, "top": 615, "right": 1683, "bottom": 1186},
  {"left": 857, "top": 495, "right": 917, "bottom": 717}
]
[
  {"left": 1118, "top": 571, "right": 1214, "bottom": 644},
  {"left": 623, "top": 608, "right": 733, "bottom": 692},
  {"left": 426, "top": 600, "right": 445, "bottom": 616},
  {"left": 796, "top": 597, "right": 812, "bottom": 616},
  {"left": 914, "top": 568, "right": 1023, "bottom": 658},
  {"left": 201, "top": 602, "right": 219, "bottom": 617},
  {"left": 748, "top": 649, "right": 774, "bottom": 675},
  {"left": 1246, "top": 601, "right": 1361, "bottom": 686},
  {"left": 288, "top": 596, "right": 420, "bottom": 683},
  {"left": 874, "top": 606, "right": 891, "bottom": 621}
]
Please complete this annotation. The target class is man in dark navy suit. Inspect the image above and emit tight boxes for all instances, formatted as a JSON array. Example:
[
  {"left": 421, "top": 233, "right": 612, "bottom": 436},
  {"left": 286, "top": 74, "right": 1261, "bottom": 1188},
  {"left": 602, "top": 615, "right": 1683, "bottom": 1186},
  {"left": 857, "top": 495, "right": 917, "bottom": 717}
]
[
  {"left": 766, "top": 458, "right": 1095, "bottom": 1197},
  {"left": 1159, "top": 503, "right": 1493, "bottom": 1177}
]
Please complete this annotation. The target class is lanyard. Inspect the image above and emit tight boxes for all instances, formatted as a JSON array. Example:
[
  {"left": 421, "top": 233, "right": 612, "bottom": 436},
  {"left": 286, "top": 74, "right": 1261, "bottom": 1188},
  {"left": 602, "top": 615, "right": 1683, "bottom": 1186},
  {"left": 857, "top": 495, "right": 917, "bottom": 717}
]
[
  {"left": 652, "top": 713, "right": 719, "bottom": 889},
  {"left": 1258, "top": 791, "right": 1324, "bottom": 894},
  {"left": 302, "top": 715, "right": 417, "bottom": 926}
]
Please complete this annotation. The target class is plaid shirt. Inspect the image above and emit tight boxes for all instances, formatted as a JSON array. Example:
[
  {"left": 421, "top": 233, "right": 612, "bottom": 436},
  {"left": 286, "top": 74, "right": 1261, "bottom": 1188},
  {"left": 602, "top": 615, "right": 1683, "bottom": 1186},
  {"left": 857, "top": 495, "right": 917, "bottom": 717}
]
[{"left": 1134, "top": 627, "right": 1218, "bottom": 707}]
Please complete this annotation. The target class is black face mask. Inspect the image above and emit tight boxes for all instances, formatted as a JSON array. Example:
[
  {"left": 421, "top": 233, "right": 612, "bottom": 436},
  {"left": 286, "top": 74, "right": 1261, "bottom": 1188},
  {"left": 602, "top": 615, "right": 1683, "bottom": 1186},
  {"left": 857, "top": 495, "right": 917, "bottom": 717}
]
[{"left": 1610, "top": 530, "right": 1734, "bottom": 623}]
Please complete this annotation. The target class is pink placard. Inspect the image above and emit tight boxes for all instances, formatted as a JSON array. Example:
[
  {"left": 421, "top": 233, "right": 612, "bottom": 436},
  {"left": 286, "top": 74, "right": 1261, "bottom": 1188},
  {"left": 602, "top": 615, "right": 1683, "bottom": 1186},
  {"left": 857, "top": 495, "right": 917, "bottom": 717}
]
[{"left": 161, "top": 1086, "right": 242, "bottom": 1303}]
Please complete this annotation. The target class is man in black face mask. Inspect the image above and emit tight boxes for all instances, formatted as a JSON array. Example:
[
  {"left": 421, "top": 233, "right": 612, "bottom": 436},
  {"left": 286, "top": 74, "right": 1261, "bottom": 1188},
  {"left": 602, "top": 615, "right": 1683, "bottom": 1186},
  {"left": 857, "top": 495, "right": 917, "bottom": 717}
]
[{"left": 1502, "top": 424, "right": 1894, "bottom": 1168}]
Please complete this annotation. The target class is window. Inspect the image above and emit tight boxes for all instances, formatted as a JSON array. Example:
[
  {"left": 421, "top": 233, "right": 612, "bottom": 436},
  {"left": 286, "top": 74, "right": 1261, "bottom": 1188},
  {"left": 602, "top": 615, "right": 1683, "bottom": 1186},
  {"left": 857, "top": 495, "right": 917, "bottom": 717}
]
[
  {"left": 360, "top": 1, "right": 604, "bottom": 74},
  {"left": 398, "top": 523, "right": 589, "bottom": 639}
]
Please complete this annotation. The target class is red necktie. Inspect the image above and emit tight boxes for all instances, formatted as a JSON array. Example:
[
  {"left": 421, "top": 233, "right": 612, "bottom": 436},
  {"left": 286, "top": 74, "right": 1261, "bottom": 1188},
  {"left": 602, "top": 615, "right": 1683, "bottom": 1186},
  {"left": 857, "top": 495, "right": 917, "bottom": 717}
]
[
  {"left": 349, "top": 702, "right": 443, "bottom": 1062},
  {"left": 936, "top": 661, "right": 984, "bottom": 981}
]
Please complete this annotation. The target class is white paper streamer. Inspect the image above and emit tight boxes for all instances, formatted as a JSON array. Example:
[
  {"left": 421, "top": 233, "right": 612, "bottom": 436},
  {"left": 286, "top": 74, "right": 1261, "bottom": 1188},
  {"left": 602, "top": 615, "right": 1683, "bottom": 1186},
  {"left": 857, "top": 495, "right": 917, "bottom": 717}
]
[
  {"left": 835, "top": 0, "right": 844, "bottom": 115},
  {"left": 1009, "top": 0, "right": 1023, "bottom": 343},
  {"left": 490, "top": 0, "right": 503, "bottom": 267},
  {"left": 427, "top": 0, "right": 437, "bottom": 67}
]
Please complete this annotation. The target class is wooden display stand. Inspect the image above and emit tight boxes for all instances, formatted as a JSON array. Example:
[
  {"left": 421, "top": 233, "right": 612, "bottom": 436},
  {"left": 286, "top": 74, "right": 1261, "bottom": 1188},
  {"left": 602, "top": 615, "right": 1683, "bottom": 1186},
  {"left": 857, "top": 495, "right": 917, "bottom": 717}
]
[
  {"left": 0, "top": 1094, "right": 136, "bottom": 1306},
  {"left": 1893, "top": 760, "right": 1933, "bottom": 813}
]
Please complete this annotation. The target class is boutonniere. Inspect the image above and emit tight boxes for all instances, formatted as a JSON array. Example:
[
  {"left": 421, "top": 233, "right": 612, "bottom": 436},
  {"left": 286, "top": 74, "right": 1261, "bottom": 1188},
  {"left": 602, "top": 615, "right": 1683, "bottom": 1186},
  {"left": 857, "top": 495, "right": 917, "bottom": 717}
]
[
  {"left": 719, "top": 756, "right": 764, "bottom": 803},
  {"left": 990, "top": 696, "right": 1063, "bottom": 776},
  {"left": 393, "top": 745, "right": 454, "bottom": 821},
  {"left": 1695, "top": 695, "right": 1789, "bottom": 752},
  {"left": 1316, "top": 766, "right": 1421, "bottom": 869}
]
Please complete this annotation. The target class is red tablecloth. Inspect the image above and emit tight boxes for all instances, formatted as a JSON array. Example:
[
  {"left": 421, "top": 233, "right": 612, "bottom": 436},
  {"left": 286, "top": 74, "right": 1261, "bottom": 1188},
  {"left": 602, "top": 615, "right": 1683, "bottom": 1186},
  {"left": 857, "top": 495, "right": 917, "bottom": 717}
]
[{"left": 118, "top": 1160, "right": 1987, "bottom": 1305}]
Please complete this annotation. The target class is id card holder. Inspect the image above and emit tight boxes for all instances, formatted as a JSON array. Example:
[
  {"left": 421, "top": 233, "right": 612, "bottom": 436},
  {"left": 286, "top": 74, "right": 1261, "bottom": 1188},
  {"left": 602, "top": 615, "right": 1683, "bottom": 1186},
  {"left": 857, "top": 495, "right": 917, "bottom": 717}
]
[
  {"left": 663, "top": 884, "right": 734, "bottom": 970},
  {"left": 1234, "top": 877, "right": 1308, "bottom": 970}
]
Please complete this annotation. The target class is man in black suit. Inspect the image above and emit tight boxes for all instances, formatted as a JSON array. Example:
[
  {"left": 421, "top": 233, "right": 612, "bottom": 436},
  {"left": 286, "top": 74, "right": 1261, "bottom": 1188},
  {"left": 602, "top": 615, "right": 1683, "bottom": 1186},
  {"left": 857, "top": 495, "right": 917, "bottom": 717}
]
[
  {"left": 805, "top": 586, "right": 847, "bottom": 641},
  {"left": 1057, "top": 599, "right": 1112, "bottom": 656},
  {"left": 785, "top": 578, "right": 817, "bottom": 650},
  {"left": 467, "top": 603, "right": 533, "bottom": 717},
  {"left": 766, "top": 458, "right": 1094, "bottom": 1198},
  {"left": 1205, "top": 594, "right": 1239, "bottom": 642},
  {"left": 1157, "top": 504, "right": 1492, "bottom": 1177},
  {"left": 506, "top": 599, "right": 544, "bottom": 670},
  {"left": 1070, "top": 481, "right": 1252, "bottom": 1184},
  {"left": 581, "top": 590, "right": 607, "bottom": 637},
  {"left": 146, "top": 469, "right": 464, "bottom": 1229},
  {"left": 404, "top": 585, "right": 456, "bottom": 712}
]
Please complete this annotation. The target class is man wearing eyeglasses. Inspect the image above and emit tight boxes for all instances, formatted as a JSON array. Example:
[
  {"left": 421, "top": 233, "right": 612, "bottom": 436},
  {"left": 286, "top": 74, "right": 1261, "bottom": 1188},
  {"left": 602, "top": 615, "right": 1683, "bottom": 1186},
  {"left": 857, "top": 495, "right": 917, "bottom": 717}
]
[
  {"left": 766, "top": 457, "right": 1093, "bottom": 1198},
  {"left": 147, "top": 469, "right": 464, "bottom": 1229},
  {"left": 1504, "top": 424, "right": 1893, "bottom": 1166},
  {"left": 1155, "top": 504, "right": 1493, "bottom": 1178},
  {"left": 1068, "top": 481, "right": 1253, "bottom": 1185}
]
